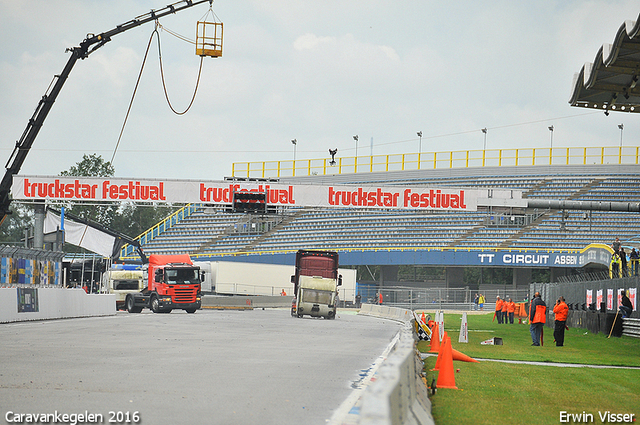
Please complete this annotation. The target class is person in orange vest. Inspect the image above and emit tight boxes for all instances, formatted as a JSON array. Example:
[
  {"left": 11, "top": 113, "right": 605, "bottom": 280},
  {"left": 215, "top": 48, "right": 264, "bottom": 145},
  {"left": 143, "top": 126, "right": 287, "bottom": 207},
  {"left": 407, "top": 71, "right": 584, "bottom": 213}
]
[
  {"left": 529, "top": 291, "right": 547, "bottom": 346},
  {"left": 506, "top": 298, "right": 516, "bottom": 324},
  {"left": 280, "top": 289, "right": 287, "bottom": 296},
  {"left": 495, "top": 296, "right": 504, "bottom": 324},
  {"left": 552, "top": 296, "right": 568, "bottom": 346},
  {"left": 378, "top": 292, "right": 383, "bottom": 305},
  {"left": 501, "top": 297, "right": 508, "bottom": 324}
]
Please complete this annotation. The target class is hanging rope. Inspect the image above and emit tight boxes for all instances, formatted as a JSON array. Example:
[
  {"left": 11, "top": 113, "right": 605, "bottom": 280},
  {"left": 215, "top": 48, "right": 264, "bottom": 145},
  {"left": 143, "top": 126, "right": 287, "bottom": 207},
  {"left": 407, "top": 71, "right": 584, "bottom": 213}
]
[
  {"left": 111, "top": 26, "right": 157, "bottom": 165},
  {"left": 156, "top": 23, "right": 204, "bottom": 116},
  {"left": 111, "top": 21, "right": 206, "bottom": 164}
]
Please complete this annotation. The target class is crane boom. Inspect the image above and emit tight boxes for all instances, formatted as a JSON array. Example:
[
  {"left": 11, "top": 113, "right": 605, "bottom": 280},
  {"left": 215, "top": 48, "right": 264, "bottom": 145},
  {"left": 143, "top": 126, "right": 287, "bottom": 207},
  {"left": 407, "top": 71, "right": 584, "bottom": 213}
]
[{"left": 0, "top": 0, "right": 212, "bottom": 225}]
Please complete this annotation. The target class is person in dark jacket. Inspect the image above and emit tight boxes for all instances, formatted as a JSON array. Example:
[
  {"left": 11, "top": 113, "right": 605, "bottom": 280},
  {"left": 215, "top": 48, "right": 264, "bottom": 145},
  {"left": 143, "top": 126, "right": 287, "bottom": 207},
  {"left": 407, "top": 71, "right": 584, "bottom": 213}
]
[
  {"left": 630, "top": 248, "right": 639, "bottom": 276},
  {"left": 529, "top": 292, "right": 547, "bottom": 346},
  {"left": 620, "top": 290, "right": 633, "bottom": 318},
  {"left": 620, "top": 248, "right": 628, "bottom": 277}
]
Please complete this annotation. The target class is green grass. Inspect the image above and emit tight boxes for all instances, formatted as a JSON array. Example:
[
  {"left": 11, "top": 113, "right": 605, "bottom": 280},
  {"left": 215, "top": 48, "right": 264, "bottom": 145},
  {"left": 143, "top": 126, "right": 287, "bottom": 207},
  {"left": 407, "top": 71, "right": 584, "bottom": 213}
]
[{"left": 416, "top": 312, "right": 640, "bottom": 424}]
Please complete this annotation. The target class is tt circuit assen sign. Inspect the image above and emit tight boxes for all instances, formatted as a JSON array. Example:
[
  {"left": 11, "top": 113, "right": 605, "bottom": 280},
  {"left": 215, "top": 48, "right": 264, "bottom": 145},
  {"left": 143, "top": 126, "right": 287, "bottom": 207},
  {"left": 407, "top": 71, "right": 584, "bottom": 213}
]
[{"left": 12, "top": 176, "right": 524, "bottom": 211}]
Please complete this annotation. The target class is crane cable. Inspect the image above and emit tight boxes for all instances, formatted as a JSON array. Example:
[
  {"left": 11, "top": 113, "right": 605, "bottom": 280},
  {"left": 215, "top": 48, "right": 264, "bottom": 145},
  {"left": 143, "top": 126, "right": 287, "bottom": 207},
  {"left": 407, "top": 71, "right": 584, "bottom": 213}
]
[
  {"left": 156, "top": 22, "right": 204, "bottom": 116},
  {"left": 111, "top": 21, "right": 205, "bottom": 165},
  {"left": 110, "top": 25, "right": 156, "bottom": 165}
]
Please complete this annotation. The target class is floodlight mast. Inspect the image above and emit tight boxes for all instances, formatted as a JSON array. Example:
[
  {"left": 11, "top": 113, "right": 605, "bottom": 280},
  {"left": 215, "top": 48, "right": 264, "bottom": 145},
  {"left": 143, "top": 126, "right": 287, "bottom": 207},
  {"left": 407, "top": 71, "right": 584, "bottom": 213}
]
[{"left": 0, "top": 0, "right": 213, "bottom": 226}]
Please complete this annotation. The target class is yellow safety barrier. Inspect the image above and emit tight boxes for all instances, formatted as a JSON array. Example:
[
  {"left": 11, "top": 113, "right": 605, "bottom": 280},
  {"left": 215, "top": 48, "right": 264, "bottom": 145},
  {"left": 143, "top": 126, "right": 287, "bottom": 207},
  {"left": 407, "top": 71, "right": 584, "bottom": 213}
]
[{"left": 232, "top": 146, "right": 640, "bottom": 178}]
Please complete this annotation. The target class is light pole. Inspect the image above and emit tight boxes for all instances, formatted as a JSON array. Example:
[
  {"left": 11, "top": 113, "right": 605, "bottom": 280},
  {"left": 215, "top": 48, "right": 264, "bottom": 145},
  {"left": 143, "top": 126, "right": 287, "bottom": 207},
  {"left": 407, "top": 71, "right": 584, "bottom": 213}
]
[
  {"left": 291, "top": 139, "right": 297, "bottom": 176},
  {"left": 618, "top": 124, "right": 624, "bottom": 147},
  {"left": 481, "top": 128, "right": 487, "bottom": 150},
  {"left": 417, "top": 131, "right": 423, "bottom": 170},
  {"left": 481, "top": 128, "right": 488, "bottom": 167},
  {"left": 353, "top": 135, "right": 359, "bottom": 158},
  {"left": 291, "top": 139, "right": 297, "bottom": 162},
  {"left": 548, "top": 126, "right": 554, "bottom": 165}
]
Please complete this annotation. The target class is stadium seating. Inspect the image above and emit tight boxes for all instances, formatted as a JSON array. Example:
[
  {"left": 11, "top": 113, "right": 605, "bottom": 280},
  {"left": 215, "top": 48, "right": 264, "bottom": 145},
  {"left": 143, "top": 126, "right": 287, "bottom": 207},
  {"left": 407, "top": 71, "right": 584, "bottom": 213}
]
[{"left": 134, "top": 167, "right": 640, "bottom": 256}]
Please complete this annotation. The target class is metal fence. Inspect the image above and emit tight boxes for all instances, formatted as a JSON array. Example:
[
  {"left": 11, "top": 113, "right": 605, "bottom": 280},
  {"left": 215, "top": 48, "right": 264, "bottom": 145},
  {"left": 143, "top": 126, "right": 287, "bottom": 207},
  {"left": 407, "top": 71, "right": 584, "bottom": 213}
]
[
  {"left": 530, "top": 276, "right": 639, "bottom": 314},
  {"left": 368, "top": 286, "right": 530, "bottom": 311}
]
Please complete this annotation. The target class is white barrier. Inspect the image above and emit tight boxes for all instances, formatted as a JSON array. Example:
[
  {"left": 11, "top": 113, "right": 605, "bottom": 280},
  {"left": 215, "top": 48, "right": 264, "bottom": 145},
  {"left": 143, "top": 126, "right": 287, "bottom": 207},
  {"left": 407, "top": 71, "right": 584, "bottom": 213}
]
[
  {"left": 0, "top": 286, "right": 116, "bottom": 323},
  {"left": 358, "top": 304, "right": 434, "bottom": 425},
  {"left": 358, "top": 303, "right": 414, "bottom": 323}
]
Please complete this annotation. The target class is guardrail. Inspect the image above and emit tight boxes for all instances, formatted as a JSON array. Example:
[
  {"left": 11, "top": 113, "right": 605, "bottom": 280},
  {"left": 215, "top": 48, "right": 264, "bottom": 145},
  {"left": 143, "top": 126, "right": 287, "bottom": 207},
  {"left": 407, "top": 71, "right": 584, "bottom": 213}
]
[
  {"left": 356, "top": 304, "right": 434, "bottom": 425},
  {"left": 232, "top": 146, "right": 640, "bottom": 178},
  {"left": 622, "top": 317, "right": 640, "bottom": 338}
]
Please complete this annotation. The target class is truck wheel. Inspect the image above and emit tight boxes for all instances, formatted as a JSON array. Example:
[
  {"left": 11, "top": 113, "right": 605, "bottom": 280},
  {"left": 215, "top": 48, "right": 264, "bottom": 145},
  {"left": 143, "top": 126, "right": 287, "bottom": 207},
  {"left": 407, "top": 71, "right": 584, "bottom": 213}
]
[
  {"left": 151, "top": 295, "right": 160, "bottom": 313},
  {"left": 126, "top": 296, "right": 142, "bottom": 313},
  {"left": 186, "top": 308, "right": 197, "bottom": 314}
]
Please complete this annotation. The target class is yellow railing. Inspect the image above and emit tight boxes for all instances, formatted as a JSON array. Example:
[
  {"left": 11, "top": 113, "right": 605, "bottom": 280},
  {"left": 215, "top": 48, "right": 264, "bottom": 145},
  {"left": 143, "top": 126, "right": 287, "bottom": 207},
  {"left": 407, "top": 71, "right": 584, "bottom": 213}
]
[
  {"left": 185, "top": 244, "right": 585, "bottom": 259},
  {"left": 231, "top": 146, "right": 640, "bottom": 178},
  {"left": 120, "top": 245, "right": 584, "bottom": 261}
]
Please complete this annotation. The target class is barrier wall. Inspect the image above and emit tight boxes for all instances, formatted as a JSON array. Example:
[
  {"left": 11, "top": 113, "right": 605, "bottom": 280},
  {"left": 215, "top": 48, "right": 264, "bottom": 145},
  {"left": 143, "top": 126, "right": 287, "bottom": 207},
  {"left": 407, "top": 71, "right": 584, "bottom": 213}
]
[
  {"left": 358, "top": 304, "right": 434, "bottom": 425},
  {"left": 0, "top": 286, "right": 116, "bottom": 323}
]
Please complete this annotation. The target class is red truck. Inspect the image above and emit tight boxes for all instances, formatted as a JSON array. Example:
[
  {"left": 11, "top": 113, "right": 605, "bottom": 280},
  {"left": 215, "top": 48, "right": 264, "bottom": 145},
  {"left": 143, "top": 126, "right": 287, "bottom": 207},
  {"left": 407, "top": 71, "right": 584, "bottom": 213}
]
[
  {"left": 291, "top": 250, "right": 342, "bottom": 319},
  {"left": 125, "top": 254, "right": 202, "bottom": 314}
]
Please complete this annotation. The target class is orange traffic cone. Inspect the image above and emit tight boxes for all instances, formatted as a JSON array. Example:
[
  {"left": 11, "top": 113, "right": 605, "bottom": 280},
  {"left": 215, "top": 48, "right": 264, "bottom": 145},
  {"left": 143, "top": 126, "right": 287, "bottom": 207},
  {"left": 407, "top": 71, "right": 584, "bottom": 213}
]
[
  {"left": 432, "top": 345, "right": 443, "bottom": 371},
  {"left": 431, "top": 331, "right": 449, "bottom": 371},
  {"left": 429, "top": 323, "right": 441, "bottom": 353},
  {"left": 436, "top": 336, "right": 458, "bottom": 389},
  {"left": 451, "top": 348, "right": 479, "bottom": 363},
  {"left": 421, "top": 312, "right": 426, "bottom": 324}
]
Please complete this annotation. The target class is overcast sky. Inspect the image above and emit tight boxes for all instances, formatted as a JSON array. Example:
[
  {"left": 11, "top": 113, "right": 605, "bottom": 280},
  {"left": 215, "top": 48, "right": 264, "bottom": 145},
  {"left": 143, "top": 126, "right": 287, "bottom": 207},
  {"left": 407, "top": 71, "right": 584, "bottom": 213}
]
[{"left": 1, "top": 0, "right": 639, "bottom": 181}]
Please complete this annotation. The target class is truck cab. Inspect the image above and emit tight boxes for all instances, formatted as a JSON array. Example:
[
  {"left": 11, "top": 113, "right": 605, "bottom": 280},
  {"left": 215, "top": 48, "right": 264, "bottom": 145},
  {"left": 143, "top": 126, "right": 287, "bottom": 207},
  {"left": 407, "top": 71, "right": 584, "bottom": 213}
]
[{"left": 126, "top": 254, "right": 202, "bottom": 314}]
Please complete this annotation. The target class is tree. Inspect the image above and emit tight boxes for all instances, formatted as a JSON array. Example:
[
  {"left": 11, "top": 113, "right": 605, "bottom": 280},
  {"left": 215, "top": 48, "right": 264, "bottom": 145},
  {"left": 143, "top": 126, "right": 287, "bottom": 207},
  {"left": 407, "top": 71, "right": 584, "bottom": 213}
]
[
  {"left": 110, "top": 202, "right": 177, "bottom": 238},
  {"left": 58, "top": 154, "right": 116, "bottom": 227},
  {"left": 59, "top": 153, "right": 178, "bottom": 244},
  {"left": 0, "top": 204, "right": 33, "bottom": 246},
  {"left": 60, "top": 153, "right": 114, "bottom": 178}
]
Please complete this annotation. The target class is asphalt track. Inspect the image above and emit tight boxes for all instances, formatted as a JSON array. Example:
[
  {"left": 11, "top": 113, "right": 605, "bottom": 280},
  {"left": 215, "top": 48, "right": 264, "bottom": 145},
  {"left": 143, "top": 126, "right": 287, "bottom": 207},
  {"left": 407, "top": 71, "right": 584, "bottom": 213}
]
[{"left": 0, "top": 308, "right": 401, "bottom": 425}]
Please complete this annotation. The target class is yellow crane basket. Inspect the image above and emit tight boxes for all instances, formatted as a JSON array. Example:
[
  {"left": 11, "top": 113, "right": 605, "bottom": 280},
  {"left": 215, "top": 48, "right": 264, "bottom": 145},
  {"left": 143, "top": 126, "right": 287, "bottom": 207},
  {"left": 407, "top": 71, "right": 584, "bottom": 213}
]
[{"left": 196, "top": 20, "right": 223, "bottom": 57}]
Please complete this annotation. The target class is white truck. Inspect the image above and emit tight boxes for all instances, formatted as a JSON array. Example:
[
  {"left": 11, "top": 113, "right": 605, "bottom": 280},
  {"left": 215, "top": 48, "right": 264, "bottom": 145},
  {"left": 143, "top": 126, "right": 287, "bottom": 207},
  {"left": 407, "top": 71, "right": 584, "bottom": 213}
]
[
  {"left": 291, "top": 250, "right": 342, "bottom": 319},
  {"left": 101, "top": 265, "right": 144, "bottom": 310}
]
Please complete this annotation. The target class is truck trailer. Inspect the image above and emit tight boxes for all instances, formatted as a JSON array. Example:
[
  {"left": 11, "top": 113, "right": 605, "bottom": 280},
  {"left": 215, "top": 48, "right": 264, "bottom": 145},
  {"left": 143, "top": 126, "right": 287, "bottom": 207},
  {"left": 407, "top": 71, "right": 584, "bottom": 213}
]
[
  {"left": 291, "top": 250, "right": 342, "bottom": 319},
  {"left": 125, "top": 254, "right": 202, "bottom": 314},
  {"left": 194, "top": 260, "right": 356, "bottom": 302}
]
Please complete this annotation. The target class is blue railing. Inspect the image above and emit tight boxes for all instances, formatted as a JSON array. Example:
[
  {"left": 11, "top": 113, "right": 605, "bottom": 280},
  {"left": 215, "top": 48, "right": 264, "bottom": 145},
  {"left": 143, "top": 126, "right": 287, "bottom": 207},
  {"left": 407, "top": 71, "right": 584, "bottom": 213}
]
[{"left": 120, "top": 204, "right": 200, "bottom": 258}]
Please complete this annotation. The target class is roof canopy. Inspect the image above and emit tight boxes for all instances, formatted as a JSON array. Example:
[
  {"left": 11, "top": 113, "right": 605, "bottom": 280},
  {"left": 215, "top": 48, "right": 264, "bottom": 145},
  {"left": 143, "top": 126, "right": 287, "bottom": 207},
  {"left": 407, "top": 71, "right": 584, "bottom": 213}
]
[{"left": 569, "top": 13, "right": 640, "bottom": 115}]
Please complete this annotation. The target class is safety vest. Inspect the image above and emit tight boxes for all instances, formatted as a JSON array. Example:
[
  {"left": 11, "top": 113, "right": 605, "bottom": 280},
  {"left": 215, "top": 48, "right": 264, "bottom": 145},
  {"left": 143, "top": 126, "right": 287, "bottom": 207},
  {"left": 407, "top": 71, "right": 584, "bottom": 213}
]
[
  {"left": 495, "top": 299, "right": 503, "bottom": 311},
  {"left": 533, "top": 304, "right": 546, "bottom": 324},
  {"left": 553, "top": 302, "right": 568, "bottom": 322}
]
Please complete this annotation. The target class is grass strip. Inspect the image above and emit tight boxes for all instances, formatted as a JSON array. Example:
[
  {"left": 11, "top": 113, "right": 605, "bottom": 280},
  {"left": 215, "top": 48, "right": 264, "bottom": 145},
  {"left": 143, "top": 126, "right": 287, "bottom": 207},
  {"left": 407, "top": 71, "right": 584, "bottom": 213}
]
[{"left": 417, "top": 312, "right": 640, "bottom": 424}]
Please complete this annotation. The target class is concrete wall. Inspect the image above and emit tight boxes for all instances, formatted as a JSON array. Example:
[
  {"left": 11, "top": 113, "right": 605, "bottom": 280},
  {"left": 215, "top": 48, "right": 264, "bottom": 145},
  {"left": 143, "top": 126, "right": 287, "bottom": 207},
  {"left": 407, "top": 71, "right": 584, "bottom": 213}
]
[
  {"left": 358, "top": 304, "right": 434, "bottom": 425},
  {"left": 0, "top": 286, "right": 115, "bottom": 323},
  {"left": 201, "top": 294, "right": 292, "bottom": 309}
]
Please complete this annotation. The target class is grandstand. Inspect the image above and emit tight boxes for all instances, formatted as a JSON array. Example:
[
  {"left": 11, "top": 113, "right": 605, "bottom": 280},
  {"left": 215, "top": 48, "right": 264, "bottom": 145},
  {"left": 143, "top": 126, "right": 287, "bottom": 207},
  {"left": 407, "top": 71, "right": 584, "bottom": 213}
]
[{"left": 125, "top": 160, "right": 640, "bottom": 281}]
